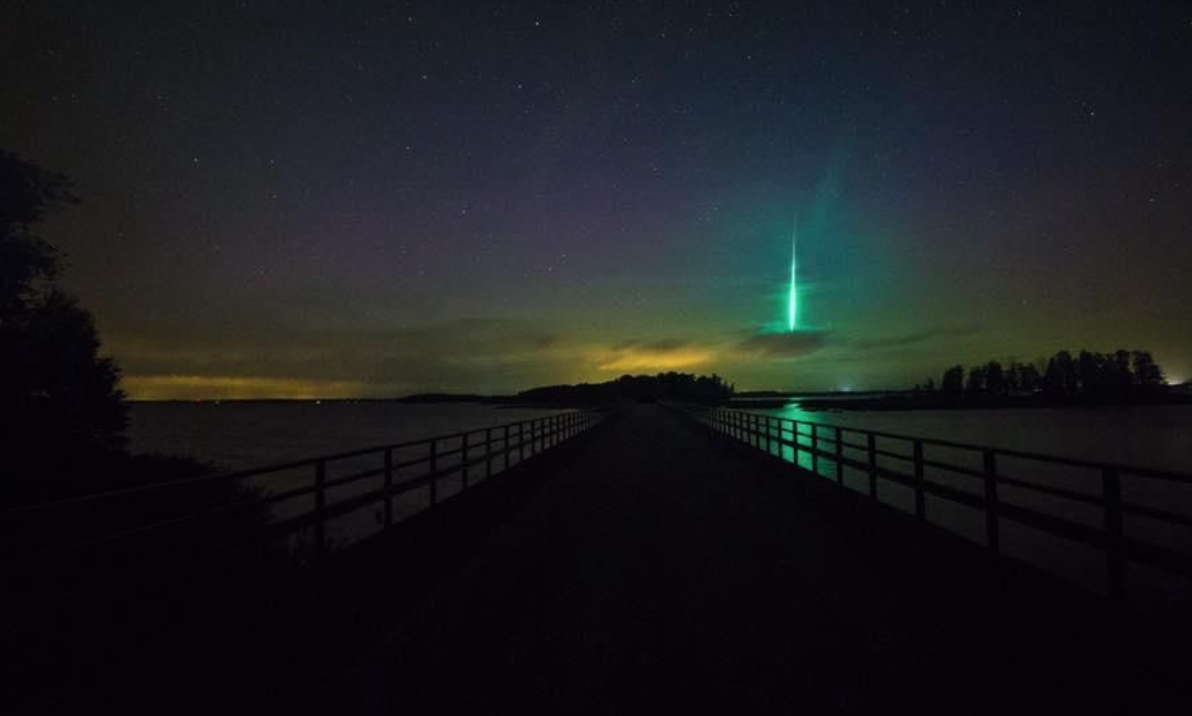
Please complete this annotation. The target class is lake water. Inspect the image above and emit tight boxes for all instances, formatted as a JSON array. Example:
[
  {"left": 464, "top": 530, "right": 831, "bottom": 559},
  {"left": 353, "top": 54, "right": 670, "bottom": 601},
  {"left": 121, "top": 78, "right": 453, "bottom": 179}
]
[
  {"left": 126, "top": 400, "right": 1192, "bottom": 618},
  {"left": 126, "top": 401, "right": 575, "bottom": 561},
  {"left": 128, "top": 401, "right": 568, "bottom": 471},
  {"left": 741, "top": 403, "right": 1192, "bottom": 618},
  {"left": 761, "top": 403, "right": 1192, "bottom": 475}
]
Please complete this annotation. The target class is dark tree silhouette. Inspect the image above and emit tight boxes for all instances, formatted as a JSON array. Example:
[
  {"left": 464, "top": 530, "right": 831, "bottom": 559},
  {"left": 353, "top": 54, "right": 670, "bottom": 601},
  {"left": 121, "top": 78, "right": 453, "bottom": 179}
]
[
  {"left": 933, "top": 348, "right": 1169, "bottom": 407},
  {"left": 517, "top": 371, "right": 734, "bottom": 406},
  {"left": 1016, "top": 361, "right": 1042, "bottom": 393},
  {"left": 1132, "top": 351, "right": 1164, "bottom": 393},
  {"left": 0, "top": 151, "right": 73, "bottom": 312},
  {"left": 965, "top": 364, "right": 987, "bottom": 394},
  {"left": 1077, "top": 350, "right": 1103, "bottom": 396},
  {"left": 1043, "top": 350, "right": 1077, "bottom": 396},
  {"left": 941, "top": 365, "right": 965, "bottom": 396},
  {"left": 984, "top": 361, "right": 1006, "bottom": 396},
  {"left": 1, "top": 151, "right": 128, "bottom": 500}
]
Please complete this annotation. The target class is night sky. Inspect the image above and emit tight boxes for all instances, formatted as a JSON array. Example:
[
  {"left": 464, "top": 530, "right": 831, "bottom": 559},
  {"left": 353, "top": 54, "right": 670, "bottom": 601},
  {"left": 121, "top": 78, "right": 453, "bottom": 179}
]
[{"left": 4, "top": 1, "right": 1190, "bottom": 398}]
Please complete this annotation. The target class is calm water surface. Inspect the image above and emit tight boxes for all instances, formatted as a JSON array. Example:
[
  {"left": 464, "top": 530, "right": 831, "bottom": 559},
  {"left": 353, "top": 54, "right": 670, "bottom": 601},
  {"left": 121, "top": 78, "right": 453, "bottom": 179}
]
[
  {"left": 128, "top": 401, "right": 567, "bottom": 471},
  {"left": 762, "top": 403, "right": 1192, "bottom": 474},
  {"left": 127, "top": 401, "right": 572, "bottom": 565},
  {"left": 128, "top": 400, "right": 1192, "bottom": 615},
  {"left": 745, "top": 403, "right": 1192, "bottom": 615}
]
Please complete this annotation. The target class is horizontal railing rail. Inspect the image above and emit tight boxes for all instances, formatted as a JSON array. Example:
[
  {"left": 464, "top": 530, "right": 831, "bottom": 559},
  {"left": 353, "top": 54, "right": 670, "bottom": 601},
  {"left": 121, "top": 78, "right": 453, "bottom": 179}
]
[
  {"left": 692, "top": 406, "right": 1192, "bottom": 614},
  {"left": 2, "top": 409, "right": 605, "bottom": 582}
]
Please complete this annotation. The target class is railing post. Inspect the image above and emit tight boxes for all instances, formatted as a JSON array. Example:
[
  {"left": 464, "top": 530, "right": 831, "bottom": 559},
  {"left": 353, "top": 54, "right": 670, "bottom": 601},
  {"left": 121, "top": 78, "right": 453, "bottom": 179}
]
[
  {"left": 910, "top": 440, "right": 929, "bottom": 519},
  {"left": 983, "top": 450, "right": 999, "bottom": 554},
  {"left": 794, "top": 421, "right": 803, "bottom": 463},
  {"left": 485, "top": 427, "right": 493, "bottom": 479},
  {"left": 867, "top": 434, "right": 878, "bottom": 499},
  {"left": 519, "top": 422, "right": 526, "bottom": 462},
  {"left": 1102, "top": 467, "right": 1127, "bottom": 612},
  {"left": 314, "top": 459, "right": 327, "bottom": 560},
  {"left": 811, "top": 424, "right": 819, "bottom": 476},
  {"left": 461, "top": 432, "right": 470, "bottom": 489},
  {"left": 429, "top": 438, "right": 438, "bottom": 506},
  {"left": 783, "top": 419, "right": 792, "bottom": 462},
  {"left": 835, "top": 426, "right": 844, "bottom": 487},
  {"left": 765, "top": 416, "right": 773, "bottom": 455},
  {"left": 383, "top": 448, "right": 394, "bottom": 528},
  {"left": 913, "top": 440, "right": 926, "bottom": 522}
]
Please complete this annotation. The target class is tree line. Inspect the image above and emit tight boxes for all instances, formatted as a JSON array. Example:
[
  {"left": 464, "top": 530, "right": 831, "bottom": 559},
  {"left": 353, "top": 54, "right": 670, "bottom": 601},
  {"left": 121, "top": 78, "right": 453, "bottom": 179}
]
[
  {"left": 517, "top": 372, "right": 735, "bottom": 406},
  {"left": 920, "top": 349, "right": 1167, "bottom": 403},
  {"left": 1, "top": 150, "right": 229, "bottom": 507}
]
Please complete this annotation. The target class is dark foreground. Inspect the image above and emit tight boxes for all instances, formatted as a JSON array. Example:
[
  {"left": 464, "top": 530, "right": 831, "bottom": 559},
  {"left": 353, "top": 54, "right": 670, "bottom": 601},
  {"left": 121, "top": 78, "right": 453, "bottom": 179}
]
[
  {"left": 319, "top": 405, "right": 1185, "bottom": 713},
  {"left": 9, "top": 405, "right": 1189, "bottom": 714}
]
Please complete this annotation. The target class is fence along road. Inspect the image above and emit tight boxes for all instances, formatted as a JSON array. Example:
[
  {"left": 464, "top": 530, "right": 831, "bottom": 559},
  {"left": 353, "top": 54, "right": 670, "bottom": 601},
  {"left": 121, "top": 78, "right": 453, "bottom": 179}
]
[
  {"left": 323, "top": 403, "right": 1188, "bottom": 714},
  {"left": 1, "top": 409, "right": 605, "bottom": 597},
  {"left": 5, "top": 403, "right": 1192, "bottom": 713},
  {"left": 697, "top": 406, "right": 1192, "bottom": 620}
]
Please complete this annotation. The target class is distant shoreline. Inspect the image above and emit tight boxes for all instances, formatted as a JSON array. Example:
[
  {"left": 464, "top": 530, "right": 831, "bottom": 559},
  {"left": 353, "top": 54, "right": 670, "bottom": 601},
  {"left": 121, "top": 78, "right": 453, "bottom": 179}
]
[
  {"left": 128, "top": 394, "right": 517, "bottom": 405},
  {"left": 742, "top": 393, "right": 1192, "bottom": 412}
]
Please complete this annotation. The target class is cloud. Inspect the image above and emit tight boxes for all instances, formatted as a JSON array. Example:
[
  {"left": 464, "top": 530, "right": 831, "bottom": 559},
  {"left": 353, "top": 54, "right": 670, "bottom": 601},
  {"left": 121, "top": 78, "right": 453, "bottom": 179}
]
[
  {"left": 597, "top": 338, "right": 713, "bottom": 372},
  {"left": 112, "top": 317, "right": 574, "bottom": 399},
  {"left": 123, "top": 375, "right": 372, "bottom": 401},
  {"left": 847, "top": 326, "right": 979, "bottom": 351},
  {"left": 736, "top": 329, "right": 831, "bottom": 358},
  {"left": 611, "top": 337, "right": 692, "bottom": 352}
]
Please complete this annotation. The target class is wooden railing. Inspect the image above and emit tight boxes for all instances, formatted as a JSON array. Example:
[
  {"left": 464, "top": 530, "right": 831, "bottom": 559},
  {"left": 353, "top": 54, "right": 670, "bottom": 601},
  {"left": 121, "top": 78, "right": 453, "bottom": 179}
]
[
  {"left": 695, "top": 407, "right": 1192, "bottom": 614},
  {"left": 2, "top": 410, "right": 604, "bottom": 585}
]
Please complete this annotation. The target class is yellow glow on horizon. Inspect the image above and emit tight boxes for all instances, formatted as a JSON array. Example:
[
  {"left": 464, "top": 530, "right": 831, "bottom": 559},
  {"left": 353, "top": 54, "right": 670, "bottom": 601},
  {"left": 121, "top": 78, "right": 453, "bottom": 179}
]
[
  {"left": 597, "top": 348, "right": 715, "bottom": 373},
  {"left": 123, "top": 375, "right": 371, "bottom": 401}
]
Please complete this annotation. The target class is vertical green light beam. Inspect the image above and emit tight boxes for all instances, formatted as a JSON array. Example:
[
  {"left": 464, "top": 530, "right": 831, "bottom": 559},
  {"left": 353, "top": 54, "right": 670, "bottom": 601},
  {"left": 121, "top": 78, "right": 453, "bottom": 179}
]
[{"left": 788, "top": 214, "right": 798, "bottom": 332}]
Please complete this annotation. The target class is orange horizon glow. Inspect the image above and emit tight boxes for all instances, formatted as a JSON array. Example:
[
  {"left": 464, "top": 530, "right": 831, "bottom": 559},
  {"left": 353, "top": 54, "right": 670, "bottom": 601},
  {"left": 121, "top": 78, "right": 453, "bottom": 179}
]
[{"left": 122, "top": 375, "right": 373, "bottom": 401}]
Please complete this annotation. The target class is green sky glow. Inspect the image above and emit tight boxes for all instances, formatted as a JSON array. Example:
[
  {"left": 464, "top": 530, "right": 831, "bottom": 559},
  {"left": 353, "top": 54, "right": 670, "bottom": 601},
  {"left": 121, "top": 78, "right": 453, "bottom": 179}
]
[{"left": 788, "top": 216, "right": 798, "bottom": 332}]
